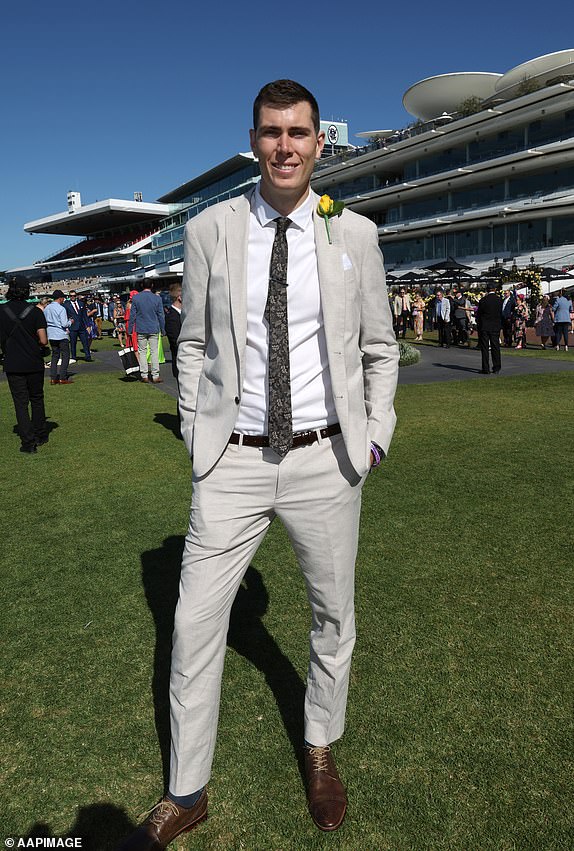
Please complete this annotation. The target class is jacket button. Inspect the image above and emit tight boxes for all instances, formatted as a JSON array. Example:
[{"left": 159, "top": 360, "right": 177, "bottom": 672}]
[{"left": 234, "top": 396, "right": 240, "bottom": 404}]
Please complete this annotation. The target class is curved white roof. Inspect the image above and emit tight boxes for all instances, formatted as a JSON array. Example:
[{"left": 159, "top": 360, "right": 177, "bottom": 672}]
[
  {"left": 496, "top": 49, "right": 574, "bottom": 92},
  {"left": 403, "top": 72, "right": 502, "bottom": 121},
  {"left": 355, "top": 130, "right": 396, "bottom": 139}
]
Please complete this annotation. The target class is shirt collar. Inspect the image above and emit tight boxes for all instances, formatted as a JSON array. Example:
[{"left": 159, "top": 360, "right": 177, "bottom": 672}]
[{"left": 252, "top": 183, "right": 313, "bottom": 232}]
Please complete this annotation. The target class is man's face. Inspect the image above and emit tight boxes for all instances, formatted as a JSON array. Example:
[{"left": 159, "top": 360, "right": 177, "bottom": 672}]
[
  {"left": 250, "top": 101, "right": 325, "bottom": 212},
  {"left": 70, "top": 291, "right": 77, "bottom": 299}
]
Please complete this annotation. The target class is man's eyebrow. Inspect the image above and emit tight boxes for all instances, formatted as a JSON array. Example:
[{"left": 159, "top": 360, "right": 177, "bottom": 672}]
[{"left": 258, "top": 124, "right": 313, "bottom": 134}]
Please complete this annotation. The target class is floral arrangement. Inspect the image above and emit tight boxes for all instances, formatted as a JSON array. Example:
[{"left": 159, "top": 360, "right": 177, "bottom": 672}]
[{"left": 316, "top": 194, "right": 345, "bottom": 244}]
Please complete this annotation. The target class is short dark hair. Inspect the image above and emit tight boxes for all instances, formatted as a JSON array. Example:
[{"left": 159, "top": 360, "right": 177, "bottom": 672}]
[
  {"left": 253, "top": 79, "right": 320, "bottom": 134},
  {"left": 6, "top": 276, "right": 30, "bottom": 301}
]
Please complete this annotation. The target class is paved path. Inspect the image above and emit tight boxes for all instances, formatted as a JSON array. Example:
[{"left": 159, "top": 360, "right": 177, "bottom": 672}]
[{"left": 398, "top": 342, "right": 574, "bottom": 384}]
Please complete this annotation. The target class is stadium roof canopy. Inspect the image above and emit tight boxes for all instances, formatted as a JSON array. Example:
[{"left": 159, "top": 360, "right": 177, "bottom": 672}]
[
  {"left": 24, "top": 199, "right": 173, "bottom": 237},
  {"left": 403, "top": 72, "right": 502, "bottom": 121},
  {"left": 495, "top": 49, "right": 574, "bottom": 97}
]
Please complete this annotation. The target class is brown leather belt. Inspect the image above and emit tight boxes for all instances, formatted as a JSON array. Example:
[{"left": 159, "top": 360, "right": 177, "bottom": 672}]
[{"left": 228, "top": 423, "right": 341, "bottom": 449}]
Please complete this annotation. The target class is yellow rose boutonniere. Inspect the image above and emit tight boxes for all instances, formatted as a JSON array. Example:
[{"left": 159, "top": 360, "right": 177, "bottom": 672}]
[{"left": 316, "top": 194, "right": 345, "bottom": 244}]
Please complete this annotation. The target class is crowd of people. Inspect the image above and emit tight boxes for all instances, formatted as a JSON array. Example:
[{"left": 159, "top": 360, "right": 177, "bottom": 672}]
[
  {"left": 0, "top": 276, "right": 100, "bottom": 300},
  {"left": 390, "top": 284, "right": 574, "bottom": 351},
  {"left": 2, "top": 267, "right": 573, "bottom": 456},
  {"left": 0, "top": 276, "right": 183, "bottom": 453}
]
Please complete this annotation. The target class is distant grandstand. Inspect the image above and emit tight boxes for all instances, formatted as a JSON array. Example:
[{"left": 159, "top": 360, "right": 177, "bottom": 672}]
[{"left": 9, "top": 195, "right": 175, "bottom": 289}]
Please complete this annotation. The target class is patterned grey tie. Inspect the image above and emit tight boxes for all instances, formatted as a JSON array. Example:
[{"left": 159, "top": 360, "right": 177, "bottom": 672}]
[{"left": 265, "top": 216, "right": 292, "bottom": 457}]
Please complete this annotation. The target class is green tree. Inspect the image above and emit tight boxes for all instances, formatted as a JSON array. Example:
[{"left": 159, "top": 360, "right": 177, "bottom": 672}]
[
  {"left": 456, "top": 96, "right": 483, "bottom": 117},
  {"left": 516, "top": 76, "right": 541, "bottom": 97}
]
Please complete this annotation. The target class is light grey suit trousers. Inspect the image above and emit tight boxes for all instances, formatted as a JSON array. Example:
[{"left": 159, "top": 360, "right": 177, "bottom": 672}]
[{"left": 169, "top": 433, "right": 365, "bottom": 794}]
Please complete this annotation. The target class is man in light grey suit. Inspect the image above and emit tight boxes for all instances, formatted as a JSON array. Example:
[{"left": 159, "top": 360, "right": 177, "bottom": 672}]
[{"left": 122, "top": 80, "right": 399, "bottom": 850}]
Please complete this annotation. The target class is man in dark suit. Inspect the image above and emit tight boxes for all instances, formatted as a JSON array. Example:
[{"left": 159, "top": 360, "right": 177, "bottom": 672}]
[
  {"left": 164, "top": 283, "right": 182, "bottom": 381},
  {"left": 64, "top": 289, "right": 92, "bottom": 361},
  {"left": 477, "top": 283, "right": 503, "bottom": 374},
  {"left": 501, "top": 288, "right": 515, "bottom": 347}
]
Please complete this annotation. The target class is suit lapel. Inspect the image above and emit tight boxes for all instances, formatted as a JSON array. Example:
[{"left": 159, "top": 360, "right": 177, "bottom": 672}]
[
  {"left": 225, "top": 194, "right": 251, "bottom": 367},
  {"left": 313, "top": 196, "right": 345, "bottom": 356}
]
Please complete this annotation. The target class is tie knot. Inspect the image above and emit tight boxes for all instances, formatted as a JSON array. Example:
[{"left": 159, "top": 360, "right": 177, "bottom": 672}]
[{"left": 274, "top": 217, "right": 291, "bottom": 235}]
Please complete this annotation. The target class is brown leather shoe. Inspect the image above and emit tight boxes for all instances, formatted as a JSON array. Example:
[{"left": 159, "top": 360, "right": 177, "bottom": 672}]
[
  {"left": 118, "top": 791, "right": 207, "bottom": 850},
  {"left": 141, "top": 377, "right": 150, "bottom": 383},
  {"left": 59, "top": 379, "right": 74, "bottom": 384},
  {"left": 152, "top": 377, "right": 163, "bottom": 383},
  {"left": 304, "top": 746, "right": 347, "bottom": 831},
  {"left": 50, "top": 379, "right": 60, "bottom": 385}
]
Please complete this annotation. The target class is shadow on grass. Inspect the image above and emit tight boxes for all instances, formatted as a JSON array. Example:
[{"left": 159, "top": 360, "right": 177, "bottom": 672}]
[
  {"left": 153, "top": 412, "right": 182, "bottom": 440},
  {"left": 432, "top": 362, "right": 482, "bottom": 373},
  {"left": 227, "top": 562, "right": 307, "bottom": 784},
  {"left": 24, "top": 803, "right": 135, "bottom": 850},
  {"left": 141, "top": 536, "right": 306, "bottom": 791},
  {"left": 11, "top": 418, "right": 59, "bottom": 437}
]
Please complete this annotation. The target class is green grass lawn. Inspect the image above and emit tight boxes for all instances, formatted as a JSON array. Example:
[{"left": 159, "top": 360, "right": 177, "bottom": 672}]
[{"left": 1, "top": 370, "right": 572, "bottom": 850}]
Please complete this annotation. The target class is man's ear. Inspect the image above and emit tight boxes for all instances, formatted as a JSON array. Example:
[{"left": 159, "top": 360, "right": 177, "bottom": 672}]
[
  {"left": 316, "top": 130, "right": 326, "bottom": 159},
  {"left": 249, "top": 128, "right": 257, "bottom": 155}
]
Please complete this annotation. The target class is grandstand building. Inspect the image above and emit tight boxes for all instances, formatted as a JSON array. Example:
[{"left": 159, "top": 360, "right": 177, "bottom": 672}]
[
  {"left": 9, "top": 52, "right": 574, "bottom": 289},
  {"left": 313, "top": 49, "right": 574, "bottom": 277},
  {"left": 10, "top": 195, "right": 174, "bottom": 290}
]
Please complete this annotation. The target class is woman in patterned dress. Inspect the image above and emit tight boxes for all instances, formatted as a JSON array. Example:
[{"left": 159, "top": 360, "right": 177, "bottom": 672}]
[
  {"left": 412, "top": 291, "right": 425, "bottom": 341},
  {"left": 513, "top": 294, "right": 529, "bottom": 349}
]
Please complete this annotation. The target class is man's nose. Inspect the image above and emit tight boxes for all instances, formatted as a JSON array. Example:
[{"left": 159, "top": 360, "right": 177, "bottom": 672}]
[{"left": 276, "top": 132, "right": 293, "bottom": 154}]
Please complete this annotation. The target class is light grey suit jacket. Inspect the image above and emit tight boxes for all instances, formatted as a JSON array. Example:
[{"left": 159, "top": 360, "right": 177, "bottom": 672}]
[{"left": 177, "top": 189, "right": 399, "bottom": 478}]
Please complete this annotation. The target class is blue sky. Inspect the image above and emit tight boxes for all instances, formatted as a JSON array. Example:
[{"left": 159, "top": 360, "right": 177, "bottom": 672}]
[{"left": 2, "top": 0, "right": 573, "bottom": 270}]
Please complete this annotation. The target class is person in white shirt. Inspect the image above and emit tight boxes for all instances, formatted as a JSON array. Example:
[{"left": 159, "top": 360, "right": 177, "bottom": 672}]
[
  {"left": 120, "top": 79, "right": 399, "bottom": 850},
  {"left": 435, "top": 289, "right": 451, "bottom": 347}
]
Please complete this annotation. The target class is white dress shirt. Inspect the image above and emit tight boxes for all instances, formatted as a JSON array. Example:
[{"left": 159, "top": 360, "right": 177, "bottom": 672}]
[{"left": 235, "top": 185, "right": 337, "bottom": 435}]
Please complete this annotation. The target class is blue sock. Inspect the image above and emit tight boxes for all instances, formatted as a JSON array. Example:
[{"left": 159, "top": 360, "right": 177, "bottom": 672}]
[{"left": 167, "top": 787, "right": 204, "bottom": 809}]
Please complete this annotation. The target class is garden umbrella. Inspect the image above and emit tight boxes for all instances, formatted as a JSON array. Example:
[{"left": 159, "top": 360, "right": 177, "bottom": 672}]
[
  {"left": 439, "top": 270, "right": 476, "bottom": 282},
  {"left": 424, "top": 256, "right": 474, "bottom": 272},
  {"left": 539, "top": 266, "right": 566, "bottom": 279},
  {"left": 397, "top": 271, "right": 424, "bottom": 282},
  {"left": 397, "top": 269, "right": 439, "bottom": 284}
]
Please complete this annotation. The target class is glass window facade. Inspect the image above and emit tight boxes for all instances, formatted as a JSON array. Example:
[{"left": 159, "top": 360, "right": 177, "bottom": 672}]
[
  {"left": 382, "top": 215, "right": 574, "bottom": 266},
  {"left": 139, "top": 163, "right": 260, "bottom": 268},
  {"left": 318, "top": 111, "right": 574, "bottom": 207},
  {"left": 329, "top": 173, "right": 401, "bottom": 202},
  {"left": 383, "top": 165, "right": 574, "bottom": 226},
  {"left": 398, "top": 113, "right": 574, "bottom": 187}
]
